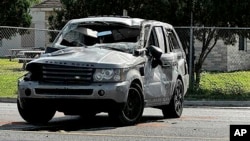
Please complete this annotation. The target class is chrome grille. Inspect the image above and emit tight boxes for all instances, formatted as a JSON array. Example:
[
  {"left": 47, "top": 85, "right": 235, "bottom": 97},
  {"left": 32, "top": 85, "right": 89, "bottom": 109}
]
[
  {"left": 40, "top": 64, "right": 94, "bottom": 85},
  {"left": 35, "top": 88, "right": 93, "bottom": 95}
]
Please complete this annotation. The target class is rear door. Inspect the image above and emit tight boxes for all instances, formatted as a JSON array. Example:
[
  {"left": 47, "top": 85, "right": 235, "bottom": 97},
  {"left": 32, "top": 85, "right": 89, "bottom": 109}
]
[{"left": 161, "top": 27, "right": 189, "bottom": 96}]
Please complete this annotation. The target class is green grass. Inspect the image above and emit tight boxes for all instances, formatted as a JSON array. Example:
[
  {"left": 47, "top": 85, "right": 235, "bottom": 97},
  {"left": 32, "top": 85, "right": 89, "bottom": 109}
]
[
  {"left": 0, "top": 58, "right": 249, "bottom": 100},
  {"left": 0, "top": 59, "right": 26, "bottom": 98},
  {"left": 187, "top": 71, "right": 250, "bottom": 100}
]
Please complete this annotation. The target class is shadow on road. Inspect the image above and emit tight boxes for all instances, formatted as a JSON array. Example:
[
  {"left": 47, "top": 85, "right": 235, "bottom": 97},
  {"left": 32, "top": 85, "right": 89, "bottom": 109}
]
[{"left": 0, "top": 115, "right": 164, "bottom": 132}]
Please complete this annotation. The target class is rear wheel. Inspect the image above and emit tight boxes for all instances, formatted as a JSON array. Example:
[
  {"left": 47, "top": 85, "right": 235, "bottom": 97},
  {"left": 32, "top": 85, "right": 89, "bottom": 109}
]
[
  {"left": 162, "top": 79, "right": 184, "bottom": 118},
  {"left": 17, "top": 99, "right": 56, "bottom": 124},
  {"left": 109, "top": 83, "right": 144, "bottom": 125}
]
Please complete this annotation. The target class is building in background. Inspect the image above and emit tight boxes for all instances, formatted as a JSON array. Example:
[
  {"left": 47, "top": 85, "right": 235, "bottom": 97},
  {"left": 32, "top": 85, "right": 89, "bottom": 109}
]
[
  {"left": 195, "top": 38, "right": 250, "bottom": 71},
  {"left": 31, "top": 0, "right": 62, "bottom": 30}
]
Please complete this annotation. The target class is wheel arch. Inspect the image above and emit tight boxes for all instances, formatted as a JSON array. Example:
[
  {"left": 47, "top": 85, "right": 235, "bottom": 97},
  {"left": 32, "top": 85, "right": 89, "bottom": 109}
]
[
  {"left": 170, "top": 75, "right": 184, "bottom": 99},
  {"left": 177, "top": 75, "right": 183, "bottom": 85},
  {"left": 131, "top": 79, "right": 142, "bottom": 89},
  {"left": 177, "top": 74, "right": 188, "bottom": 96},
  {"left": 130, "top": 79, "right": 144, "bottom": 100}
]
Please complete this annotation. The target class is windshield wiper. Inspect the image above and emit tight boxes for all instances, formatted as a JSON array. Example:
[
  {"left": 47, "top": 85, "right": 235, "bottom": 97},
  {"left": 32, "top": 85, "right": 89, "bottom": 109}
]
[
  {"left": 68, "top": 39, "right": 87, "bottom": 48},
  {"left": 99, "top": 46, "right": 124, "bottom": 52}
]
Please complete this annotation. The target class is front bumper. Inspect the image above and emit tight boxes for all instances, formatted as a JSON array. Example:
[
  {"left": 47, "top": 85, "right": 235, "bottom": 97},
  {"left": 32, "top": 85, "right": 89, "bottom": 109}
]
[{"left": 18, "top": 79, "right": 130, "bottom": 104}]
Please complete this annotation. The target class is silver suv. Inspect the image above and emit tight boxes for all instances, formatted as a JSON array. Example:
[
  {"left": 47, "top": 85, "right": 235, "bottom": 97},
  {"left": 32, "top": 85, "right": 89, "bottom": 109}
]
[{"left": 17, "top": 17, "right": 189, "bottom": 125}]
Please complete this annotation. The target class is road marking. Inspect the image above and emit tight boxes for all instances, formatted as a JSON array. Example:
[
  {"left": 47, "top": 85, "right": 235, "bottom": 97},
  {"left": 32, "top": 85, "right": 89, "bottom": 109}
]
[
  {"left": 137, "top": 122, "right": 168, "bottom": 127},
  {"left": 0, "top": 121, "right": 24, "bottom": 125},
  {"left": 181, "top": 116, "right": 217, "bottom": 120},
  {"left": 8, "top": 130, "right": 228, "bottom": 140},
  {"left": 72, "top": 133, "right": 228, "bottom": 140}
]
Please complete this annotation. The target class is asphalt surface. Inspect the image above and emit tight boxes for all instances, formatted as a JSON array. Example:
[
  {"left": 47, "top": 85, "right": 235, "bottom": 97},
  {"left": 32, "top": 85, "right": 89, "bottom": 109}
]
[
  {"left": 1, "top": 102, "right": 250, "bottom": 141},
  {"left": 1, "top": 98, "right": 250, "bottom": 107}
]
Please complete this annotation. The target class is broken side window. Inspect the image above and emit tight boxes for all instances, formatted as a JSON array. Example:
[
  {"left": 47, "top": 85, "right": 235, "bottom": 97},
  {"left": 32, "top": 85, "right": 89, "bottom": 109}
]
[{"left": 154, "top": 26, "right": 166, "bottom": 53}]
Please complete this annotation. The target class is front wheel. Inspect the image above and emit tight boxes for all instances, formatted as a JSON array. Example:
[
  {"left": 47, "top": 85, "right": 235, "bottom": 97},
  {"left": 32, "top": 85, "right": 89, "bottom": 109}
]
[
  {"left": 162, "top": 79, "right": 184, "bottom": 118},
  {"left": 17, "top": 99, "right": 56, "bottom": 125},
  {"left": 109, "top": 83, "right": 144, "bottom": 125}
]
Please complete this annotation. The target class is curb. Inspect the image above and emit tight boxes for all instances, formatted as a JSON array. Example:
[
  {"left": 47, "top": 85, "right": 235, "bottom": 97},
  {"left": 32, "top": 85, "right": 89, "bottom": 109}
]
[
  {"left": 1, "top": 98, "right": 250, "bottom": 107},
  {"left": 185, "top": 100, "right": 250, "bottom": 107},
  {"left": 0, "top": 98, "right": 16, "bottom": 103}
]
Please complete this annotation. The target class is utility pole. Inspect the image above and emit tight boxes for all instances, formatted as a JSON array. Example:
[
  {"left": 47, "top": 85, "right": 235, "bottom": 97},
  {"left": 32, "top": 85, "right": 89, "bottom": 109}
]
[{"left": 189, "top": 0, "right": 194, "bottom": 88}]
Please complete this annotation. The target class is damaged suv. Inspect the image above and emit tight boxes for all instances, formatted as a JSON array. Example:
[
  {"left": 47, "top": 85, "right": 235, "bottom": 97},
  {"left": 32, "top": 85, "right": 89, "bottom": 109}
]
[{"left": 17, "top": 17, "right": 189, "bottom": 125}]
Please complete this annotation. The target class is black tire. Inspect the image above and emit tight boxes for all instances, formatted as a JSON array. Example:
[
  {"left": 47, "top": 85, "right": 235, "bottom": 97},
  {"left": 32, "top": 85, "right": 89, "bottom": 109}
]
[
  {"left": 17, "top": 99, "right": 56, "bottom": 124},
  {"left": 162, "top": 79, "right": 184, "bottom": 118},
  {"left": 80, "top": 112, "right": 97, "bottom": 120},
  {"left": 109, "top": 83, "right": 144, "bottom": 126}
]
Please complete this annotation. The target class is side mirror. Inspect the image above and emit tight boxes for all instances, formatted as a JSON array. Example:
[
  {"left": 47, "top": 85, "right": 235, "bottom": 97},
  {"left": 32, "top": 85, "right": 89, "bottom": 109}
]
[
  {"left": 147, "top": 45, "right": 162, "bottom": 60},
  {"left": 147, "top": 45, "right": 163, "bottom": 68}
]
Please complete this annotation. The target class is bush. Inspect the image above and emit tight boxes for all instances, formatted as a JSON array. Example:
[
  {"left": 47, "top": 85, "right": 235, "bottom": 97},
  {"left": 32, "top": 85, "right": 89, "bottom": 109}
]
[{"left": 187, "top": 71, "right": 250, "bottom": 100}]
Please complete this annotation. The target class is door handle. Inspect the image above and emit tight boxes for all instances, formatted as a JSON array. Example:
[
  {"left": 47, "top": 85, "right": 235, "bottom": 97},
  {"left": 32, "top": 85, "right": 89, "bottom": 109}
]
[
  {"left": 162, "top": 61, "right": 172, "bottom": 68},
  {"left": 162, "top": 64, "right": 171, "bottom": 68},
  {"left": 162, "top": 62, "right": 177, "bottom": 68}
]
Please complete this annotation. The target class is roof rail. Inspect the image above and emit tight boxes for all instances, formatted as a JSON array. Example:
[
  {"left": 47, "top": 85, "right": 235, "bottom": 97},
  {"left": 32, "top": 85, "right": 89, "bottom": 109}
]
[{"left": 88, "top": 15, "right": 130, "bottom": 18}]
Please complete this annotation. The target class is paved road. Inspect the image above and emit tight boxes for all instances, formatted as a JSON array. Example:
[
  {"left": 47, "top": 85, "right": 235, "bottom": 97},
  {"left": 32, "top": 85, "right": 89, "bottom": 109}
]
[{"left": 0, "top": 102, "right": 250, "bottom": 141}]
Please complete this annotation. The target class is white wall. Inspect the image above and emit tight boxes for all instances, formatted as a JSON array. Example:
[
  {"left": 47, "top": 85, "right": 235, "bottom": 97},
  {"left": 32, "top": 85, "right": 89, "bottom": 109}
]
[
  {"left": 194, "top": 39, "right": 228, "bottom": 71},
  {"left": 31, "top": 11, "right": 46, "bottom": 48}
]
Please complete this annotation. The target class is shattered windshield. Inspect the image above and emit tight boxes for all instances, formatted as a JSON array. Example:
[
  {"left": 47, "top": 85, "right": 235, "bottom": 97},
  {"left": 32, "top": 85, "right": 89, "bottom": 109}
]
[{"left": 55, "top": 21, "right": 140, "bottom": 53}]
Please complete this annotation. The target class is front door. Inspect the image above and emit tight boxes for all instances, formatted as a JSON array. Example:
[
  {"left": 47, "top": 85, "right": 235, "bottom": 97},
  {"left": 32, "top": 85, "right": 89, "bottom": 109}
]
[{"left": 142, "top": 23, "right": 172, "bottom": 106}]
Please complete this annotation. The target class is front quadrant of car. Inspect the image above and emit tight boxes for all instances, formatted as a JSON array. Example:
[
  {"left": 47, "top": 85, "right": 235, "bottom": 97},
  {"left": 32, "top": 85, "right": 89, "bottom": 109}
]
[{"left": 17, "top": 16, "right": 188, "bottom": 126}]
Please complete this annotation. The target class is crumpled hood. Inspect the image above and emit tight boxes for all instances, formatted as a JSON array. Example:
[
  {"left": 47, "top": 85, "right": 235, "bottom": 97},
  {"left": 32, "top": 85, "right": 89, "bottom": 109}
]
[{"left": 27, "top": 47, "right": 145, "bottom": 68}]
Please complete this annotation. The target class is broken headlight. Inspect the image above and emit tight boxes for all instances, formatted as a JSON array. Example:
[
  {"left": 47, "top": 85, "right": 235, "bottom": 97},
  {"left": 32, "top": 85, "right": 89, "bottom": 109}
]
[
  {"left": 23, "top": 72, "right": 32, "bottom": 81},
  {"left": 93, "top": 69, "right": 125, "bottom": 82}
]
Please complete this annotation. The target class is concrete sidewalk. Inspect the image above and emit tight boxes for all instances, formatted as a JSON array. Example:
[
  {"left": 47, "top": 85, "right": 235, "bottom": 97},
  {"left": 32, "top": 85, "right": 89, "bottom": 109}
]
[{"left": 1, "top": 98, "right": 250, "bottom": 107}]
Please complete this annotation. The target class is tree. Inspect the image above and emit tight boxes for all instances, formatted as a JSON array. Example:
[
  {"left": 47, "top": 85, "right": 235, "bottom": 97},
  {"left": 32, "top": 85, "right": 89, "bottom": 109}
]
[
  {"left": 48, "top": 0, "right": 172, "bottom": 41},
  {"left": 0, "top": 0, "right": 34, "bottom": 39},
  {"left": 190, "top": 0, "right": 250, "bottom": 88},
  {"left": 29, "top": 0, "right": 41, "bottom": 6},
  {"left": 0, "top": 0, "right": 37, "bottom": 27},
  {"left": 48, "top": 0, "right": 173, "bottom": 30}
]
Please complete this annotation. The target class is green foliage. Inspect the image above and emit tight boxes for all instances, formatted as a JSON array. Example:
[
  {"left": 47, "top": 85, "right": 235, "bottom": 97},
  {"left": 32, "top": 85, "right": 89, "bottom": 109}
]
[
  {"left": 48, "top": 0, "right": 181, "bottom": 40},
  {"left": 0, "top": 59, "right": 26, "bottom": 98},
  {"left": 0, "top": 0, "right": 32, "bottom": 27},
  {"left": 191, "top": 0, "right": 250, "bottom": 27},
  {"left": 49, "top": 0, "right": 250, "bottom": 28},
  {"left": 187, "top": 71, "right": 250, "bottom": 100},
  {"left": 0, "top": 0, "right": 32, "bottom": 39},
  {"left": 29, "top": 0, "right": 41, "bottom": 6},
  {"left": 48, "top": 0, "right": 187, "bottom": 30}
]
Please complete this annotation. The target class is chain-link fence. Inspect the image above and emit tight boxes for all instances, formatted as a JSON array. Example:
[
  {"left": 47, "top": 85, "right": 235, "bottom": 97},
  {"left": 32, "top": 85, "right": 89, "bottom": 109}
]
[
  {"left": 0, "top": 26, "right": 59, "bottom": 57},
  {"left": 0, "top": 26, "right": 249, "bottom": 97}
]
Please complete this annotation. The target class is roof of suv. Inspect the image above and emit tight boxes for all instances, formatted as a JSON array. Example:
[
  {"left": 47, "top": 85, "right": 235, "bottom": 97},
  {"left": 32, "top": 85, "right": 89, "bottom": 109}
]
[
  {"left": 66, "top": 16, "right": 174, "bottom": 31},
  {"left": 70, "top": 16, "right": 173, "bottom": 28},
  {"left": 69, "top": 17, "right": 145, "bottom": 27}
]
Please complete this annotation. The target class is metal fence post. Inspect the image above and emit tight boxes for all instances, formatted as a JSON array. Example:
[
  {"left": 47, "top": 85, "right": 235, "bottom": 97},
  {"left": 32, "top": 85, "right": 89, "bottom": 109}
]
[{"left": 189, "top": 10, "right": 194, "bottom": 89}]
